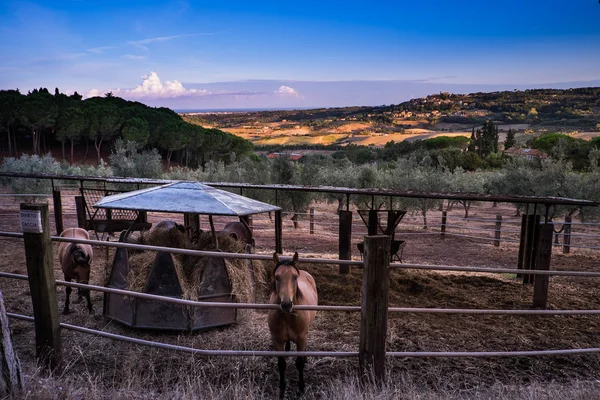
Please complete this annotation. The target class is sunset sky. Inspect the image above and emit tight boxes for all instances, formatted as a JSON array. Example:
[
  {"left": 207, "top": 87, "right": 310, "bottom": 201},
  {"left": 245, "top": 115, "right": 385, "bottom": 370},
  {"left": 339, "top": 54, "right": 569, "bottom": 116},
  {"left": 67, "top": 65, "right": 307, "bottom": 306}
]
[{"left": 1, "top": 0, "right": 599, "bottom": 109}]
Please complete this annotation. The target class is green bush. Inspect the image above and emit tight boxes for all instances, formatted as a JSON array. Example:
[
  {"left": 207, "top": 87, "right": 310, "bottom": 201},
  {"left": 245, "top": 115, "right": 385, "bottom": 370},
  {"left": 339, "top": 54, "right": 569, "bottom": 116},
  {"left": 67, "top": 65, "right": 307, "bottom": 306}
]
[
  {"left": 0, "top": 153, "right": 63, "bottom": 194},
  {"left": 109, "top": 139, "right": 163, "bottom": 179}
]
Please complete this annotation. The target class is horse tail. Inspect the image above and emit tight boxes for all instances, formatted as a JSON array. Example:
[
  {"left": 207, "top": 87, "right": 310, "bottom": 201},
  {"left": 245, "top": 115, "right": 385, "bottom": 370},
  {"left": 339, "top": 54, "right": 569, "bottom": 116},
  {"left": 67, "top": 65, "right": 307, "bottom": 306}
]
[{"left": 285, "top": 341, "right": 291, "bottom": 352}]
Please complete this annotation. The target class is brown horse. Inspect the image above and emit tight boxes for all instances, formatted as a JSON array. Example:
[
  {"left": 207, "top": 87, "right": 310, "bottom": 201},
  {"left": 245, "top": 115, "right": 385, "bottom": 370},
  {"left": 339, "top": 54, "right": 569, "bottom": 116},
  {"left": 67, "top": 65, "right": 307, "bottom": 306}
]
[
  {"left": 58, "top": 228, "right": 93, "bottom": 314},
  {"left": 268, "top": 252, "right": 318, "bottom": 398},
  {"left": 218, "top": 221, "right": 255, "bottom": 247}
]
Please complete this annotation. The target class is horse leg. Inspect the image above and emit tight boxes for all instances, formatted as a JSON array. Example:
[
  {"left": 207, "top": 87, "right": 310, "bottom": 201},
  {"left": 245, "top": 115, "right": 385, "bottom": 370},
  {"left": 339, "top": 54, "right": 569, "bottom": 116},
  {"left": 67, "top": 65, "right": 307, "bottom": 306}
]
[
  {"left": 274, "top": 341, "right": 287, "bottom": 399},
  {"left": 84, "top": 289, "right": 93, "bottom": 313},
  {"left": 295, "top": 356, "right": 306, "bottom": 394},
  {"left": 296, "top": 338, "right": 308, "bottom": 394},
  {"left": 63, "top": 284, "right": 72, "bottom": 314}
]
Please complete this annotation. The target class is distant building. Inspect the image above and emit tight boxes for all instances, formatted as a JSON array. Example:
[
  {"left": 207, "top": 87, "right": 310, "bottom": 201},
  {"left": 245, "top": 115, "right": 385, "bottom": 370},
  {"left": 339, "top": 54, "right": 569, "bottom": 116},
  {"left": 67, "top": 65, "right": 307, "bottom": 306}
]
[
  {"left": 267, "top": 152, "right": 304, "bottom": 161},
  {"left": 504, "top": 147, "right": 548, "bottom": 161}
]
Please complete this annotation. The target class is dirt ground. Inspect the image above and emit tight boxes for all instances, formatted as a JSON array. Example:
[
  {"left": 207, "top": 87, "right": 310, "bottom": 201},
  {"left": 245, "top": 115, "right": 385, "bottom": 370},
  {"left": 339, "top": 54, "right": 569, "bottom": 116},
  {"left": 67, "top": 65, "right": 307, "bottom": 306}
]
[{"left": 1, "top": 191, "right": 600, "bottom": 397}]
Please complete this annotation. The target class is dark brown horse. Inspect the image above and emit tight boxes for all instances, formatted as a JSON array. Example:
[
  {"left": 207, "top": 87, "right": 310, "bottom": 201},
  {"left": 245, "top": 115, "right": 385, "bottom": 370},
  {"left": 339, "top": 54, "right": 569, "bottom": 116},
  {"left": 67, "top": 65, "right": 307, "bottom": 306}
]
[
  {"left": 268, "top": 252, "right": 318, "bottom": 398},
  {"left": 58, "top": 228, "right": 93, "bottom": 314}
]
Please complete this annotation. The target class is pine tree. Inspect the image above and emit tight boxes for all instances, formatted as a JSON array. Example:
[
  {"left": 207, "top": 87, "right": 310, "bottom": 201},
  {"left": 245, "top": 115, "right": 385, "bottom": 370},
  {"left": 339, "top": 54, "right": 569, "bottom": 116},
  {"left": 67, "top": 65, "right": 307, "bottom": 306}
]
[{"left": 504, "top": 128, "right": 516, "bottom": 149}]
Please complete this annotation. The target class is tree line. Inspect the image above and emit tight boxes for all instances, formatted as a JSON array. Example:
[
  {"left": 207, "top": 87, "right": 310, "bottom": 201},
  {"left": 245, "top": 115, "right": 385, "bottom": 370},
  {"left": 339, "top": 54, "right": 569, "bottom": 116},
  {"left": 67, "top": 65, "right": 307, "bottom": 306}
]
[
  {"left": 3, "top": 146, "right": 600, "bottom": 228},
  {"left": 0, "top": 89, "right": 253, "bottom": 167}
]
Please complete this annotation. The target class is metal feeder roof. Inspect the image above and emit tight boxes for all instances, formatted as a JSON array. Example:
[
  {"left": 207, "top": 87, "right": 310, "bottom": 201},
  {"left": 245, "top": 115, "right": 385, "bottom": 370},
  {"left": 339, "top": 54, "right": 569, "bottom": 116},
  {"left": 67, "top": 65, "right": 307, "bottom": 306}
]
[{"left": 93, "top": 181, "right": 281, "bottom": 216}]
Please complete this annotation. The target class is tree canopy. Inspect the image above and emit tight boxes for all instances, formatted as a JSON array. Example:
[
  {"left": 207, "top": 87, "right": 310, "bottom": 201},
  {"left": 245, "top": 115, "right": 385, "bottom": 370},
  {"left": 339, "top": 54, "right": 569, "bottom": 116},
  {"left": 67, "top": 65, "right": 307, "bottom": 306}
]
[{"left": 0, "top": 89, "right": 253, "bottom": 167}]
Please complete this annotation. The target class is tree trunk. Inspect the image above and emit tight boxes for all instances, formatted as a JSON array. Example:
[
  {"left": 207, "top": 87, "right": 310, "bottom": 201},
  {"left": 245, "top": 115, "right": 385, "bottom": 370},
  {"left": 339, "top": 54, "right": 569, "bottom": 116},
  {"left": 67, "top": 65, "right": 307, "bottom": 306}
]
[
  {"left": 61, "top": 140, "right": 66, "bottom": 161},
  {"left": 94, "top": 137, "right": 104, "bottom": 164},
  {"left": 291, "top": 213, "right": 299, "bottom": 229},
  {"left": 0, "top": 290, "right": 23, "bottom": 396},
  {"left": 167, "top": 150, "right": 173, "bottom": 168},
  {"left": 463, "top": 201, "right": 470, "bottom": 218},
  {"left": 42, "top": 130, "right": 47, "bottom": 153},
  {"left": 70, "top": 138, "right": 75, "bottom": 164},
  {"left": 337, "top": 197, "right": 344, "bottom": 213},
  {"left": 84, "top": 138, "right": 89, "bottom": 160},
  {"left": 6, "top": 125, "right": 12, "bottom": 156},
  {"left": 422, "top": 210, "right": 428, "bottom": 230},
  {"left": 32, "top": 130, "right": 37, "bottom": 154}
]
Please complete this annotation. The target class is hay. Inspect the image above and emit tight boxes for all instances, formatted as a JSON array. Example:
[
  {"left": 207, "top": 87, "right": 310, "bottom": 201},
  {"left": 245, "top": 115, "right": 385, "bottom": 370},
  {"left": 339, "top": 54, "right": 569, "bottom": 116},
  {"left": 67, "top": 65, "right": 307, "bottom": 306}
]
[
  {"left": 120, "top": 228, "right": 260, "bottom": 303},
  {"left": 127, "top": 252, "right": 155, "bottom": 292}
]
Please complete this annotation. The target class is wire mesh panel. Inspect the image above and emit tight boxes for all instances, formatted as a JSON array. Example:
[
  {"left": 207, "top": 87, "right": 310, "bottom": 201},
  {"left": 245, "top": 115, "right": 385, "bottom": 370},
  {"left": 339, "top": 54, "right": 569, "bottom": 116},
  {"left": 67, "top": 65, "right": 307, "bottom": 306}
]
[{"left": 80, "top": 188, "right": 139, "bottom": 221}]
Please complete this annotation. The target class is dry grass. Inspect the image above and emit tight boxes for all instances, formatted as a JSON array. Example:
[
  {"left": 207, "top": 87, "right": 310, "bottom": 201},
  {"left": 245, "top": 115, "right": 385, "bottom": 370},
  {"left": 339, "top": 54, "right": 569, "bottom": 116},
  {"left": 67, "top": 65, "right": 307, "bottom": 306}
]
[
  {"left": 4, "top": 199, "right": 600, "bottom": 398},
  {"left": 5, "top": 258, "right": 600, "bottom": 399}
]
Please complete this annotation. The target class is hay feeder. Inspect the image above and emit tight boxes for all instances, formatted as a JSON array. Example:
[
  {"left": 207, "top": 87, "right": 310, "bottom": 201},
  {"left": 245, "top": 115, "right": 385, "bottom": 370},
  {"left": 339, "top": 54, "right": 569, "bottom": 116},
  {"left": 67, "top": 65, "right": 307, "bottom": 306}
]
[{"left": 95, "top": 181, "right": 281, "bottom": 331}]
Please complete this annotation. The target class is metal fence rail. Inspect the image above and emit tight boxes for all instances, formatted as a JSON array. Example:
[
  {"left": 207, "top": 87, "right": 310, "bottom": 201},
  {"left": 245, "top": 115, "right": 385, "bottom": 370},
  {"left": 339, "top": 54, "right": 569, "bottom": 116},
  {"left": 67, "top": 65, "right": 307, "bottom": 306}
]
[{"left": 8, "top": 312, "right": 600, "bottom": 359}]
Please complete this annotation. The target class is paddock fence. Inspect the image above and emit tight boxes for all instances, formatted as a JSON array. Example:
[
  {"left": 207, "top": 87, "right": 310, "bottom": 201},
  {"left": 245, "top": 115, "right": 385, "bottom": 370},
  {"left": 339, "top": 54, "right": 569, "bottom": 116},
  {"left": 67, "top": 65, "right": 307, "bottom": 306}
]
[
  {"left": 1, "top": 173, "right": 599, "bottom": 256},
  {"left": 2, "top": 202, "right": 600, "bottom": 382}
]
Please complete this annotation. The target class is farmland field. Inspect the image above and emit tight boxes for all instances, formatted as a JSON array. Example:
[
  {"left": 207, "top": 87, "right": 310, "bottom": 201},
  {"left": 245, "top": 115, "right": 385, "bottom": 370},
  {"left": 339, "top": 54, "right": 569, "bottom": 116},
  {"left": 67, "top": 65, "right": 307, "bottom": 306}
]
[{"left": 1, "top": 190, "right": 600, "bottom": 398}]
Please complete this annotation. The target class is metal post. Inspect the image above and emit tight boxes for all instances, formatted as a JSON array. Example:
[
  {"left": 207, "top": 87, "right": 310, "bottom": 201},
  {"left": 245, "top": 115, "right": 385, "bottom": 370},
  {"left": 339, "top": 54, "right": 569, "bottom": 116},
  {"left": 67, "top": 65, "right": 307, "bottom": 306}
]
[
  {"left": 52, "top": 188, "right": 64, "bottom": 235},
  {"left": 359, "top": 235, "right": 390, "bottom": 382},
  {"left": 517, "top": 213, "right": 527, "bottom": 278},
  {"left": 275, "top": 210, "right": 283, "bottom": 254},
  {"left": 368, "top": 210, "right": 378, "bottom": 236},
  {"left": 563, "top": 216, "right": 572, "bottom": 254},
  {"left": 75, "top": 196, "right": 87, "bottom": 229},
  {"left": 338, "top": 210, "right": 352, "bottom": 274},
  {"left": 533, "top": 224, "right": 553, "bottom": 308}
]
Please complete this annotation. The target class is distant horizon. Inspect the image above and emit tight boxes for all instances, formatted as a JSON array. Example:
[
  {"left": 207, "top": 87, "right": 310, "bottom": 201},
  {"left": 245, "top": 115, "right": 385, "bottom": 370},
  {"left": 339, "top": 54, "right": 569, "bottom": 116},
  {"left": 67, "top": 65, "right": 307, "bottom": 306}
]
[{"left": 1, "top": 0, "right": 598, "bottom": 109}]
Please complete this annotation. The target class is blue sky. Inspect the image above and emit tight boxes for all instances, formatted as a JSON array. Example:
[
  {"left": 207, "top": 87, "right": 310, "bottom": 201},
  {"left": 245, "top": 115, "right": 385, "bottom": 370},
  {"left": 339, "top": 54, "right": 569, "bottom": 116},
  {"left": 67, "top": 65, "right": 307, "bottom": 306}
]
[{"left": 1, "top": 0, "right": 599, "bottom": 109}]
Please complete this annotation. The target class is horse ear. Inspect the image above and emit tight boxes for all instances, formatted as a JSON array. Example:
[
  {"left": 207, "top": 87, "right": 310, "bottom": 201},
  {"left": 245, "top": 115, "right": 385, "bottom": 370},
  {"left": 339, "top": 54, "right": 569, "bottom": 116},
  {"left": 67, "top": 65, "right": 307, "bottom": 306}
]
[
  {"left": 273, "top": 252, "right": 280, "bottom": 264},
  {"left": 292, "top": 252, "right": 299, "bottom": 264}
]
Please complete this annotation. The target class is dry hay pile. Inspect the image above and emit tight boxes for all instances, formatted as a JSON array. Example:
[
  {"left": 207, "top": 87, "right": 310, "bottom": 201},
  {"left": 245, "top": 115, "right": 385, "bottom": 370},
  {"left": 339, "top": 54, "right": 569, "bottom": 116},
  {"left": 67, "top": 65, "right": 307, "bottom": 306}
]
[{"left": 120, "top": 228, "right": 266, "bottom": 303}]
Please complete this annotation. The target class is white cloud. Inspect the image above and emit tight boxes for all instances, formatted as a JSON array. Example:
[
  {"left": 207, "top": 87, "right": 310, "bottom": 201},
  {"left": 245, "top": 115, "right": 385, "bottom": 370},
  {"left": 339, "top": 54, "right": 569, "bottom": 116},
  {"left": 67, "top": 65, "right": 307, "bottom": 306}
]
[
  {"left": 127, "top": 33, "right": 210, "bottom": 51},
  {"left": 85, "top": 71, "right": 208, "bottom": 99},
  {"left": 122, "top": 54, "right": 147, "bottom": 60},
  {"left": 87, "top": 46, "right": 117, "bottom": 54},
  {"left": 274, "top": 85, "right": 299, "bottom": 96}
]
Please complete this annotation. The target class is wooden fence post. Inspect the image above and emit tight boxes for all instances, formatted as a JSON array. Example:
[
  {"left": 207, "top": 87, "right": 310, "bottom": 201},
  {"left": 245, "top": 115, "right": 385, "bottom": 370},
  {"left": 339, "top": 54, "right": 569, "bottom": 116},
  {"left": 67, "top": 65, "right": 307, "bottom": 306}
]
[
  {"left": 20, "top": 203, "right": 62, "bottom": 372},
  {"left": 0, "top": 290, "right": 23, "bottom": 396},
  {"left": 52, "top": 188, "right": 63, "bottom": 235},
  {"left": 75, "top": 196, "right": 87, "bottom": 229},
  {"left": 309, "top": 208, "right": 314, "bottom": 234},
  {"left": 274, "top": 210, "right": 283, "bottom": 254},
  {"left": 494, "top": 215, "right": 502, "bottom": 247},
  {"left": 563, "top": 216, "right": 572, "bottom": 254},
  {"left": 533, "top": 224, "right": 554, "bottom": 308},
  {"left": 338, "top": 210, "right": 352, "bottom": 274},
  {"left": 359, "top": 235, "right": 390, "bottom": 383},
  {"left": 183, "top": 213, "right": 200, "bottom": 241},
  {"left": 441, "top": 211, "right": 447, "bottom": 238}
]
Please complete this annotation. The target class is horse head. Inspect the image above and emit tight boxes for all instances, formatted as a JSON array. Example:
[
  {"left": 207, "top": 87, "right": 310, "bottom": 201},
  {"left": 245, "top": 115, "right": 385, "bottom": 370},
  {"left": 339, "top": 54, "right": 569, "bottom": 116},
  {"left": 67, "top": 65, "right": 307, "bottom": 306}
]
[
  {"left": 69, "top": 244, "right": 91, "bottom": 284},
  {"left": 272, "top": 252, "right": 300, "bottom": 313}
]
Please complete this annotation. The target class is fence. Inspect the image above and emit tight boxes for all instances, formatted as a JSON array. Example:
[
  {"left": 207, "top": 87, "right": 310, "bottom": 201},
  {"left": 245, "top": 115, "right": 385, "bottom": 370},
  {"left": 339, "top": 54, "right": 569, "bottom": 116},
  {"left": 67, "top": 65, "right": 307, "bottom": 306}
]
[
  {"left": 3, "top": 203, "right": 600, "bottom": 385},
  {"left": 246, "top": 208, "right": 600, "bottom": 257}
]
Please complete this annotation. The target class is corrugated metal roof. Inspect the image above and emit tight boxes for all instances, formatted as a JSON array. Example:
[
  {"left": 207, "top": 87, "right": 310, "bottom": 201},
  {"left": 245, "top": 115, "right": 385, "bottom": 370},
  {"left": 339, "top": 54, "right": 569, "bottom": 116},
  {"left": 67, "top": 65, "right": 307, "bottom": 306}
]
[{"left": 93, "top": 181, "right": 281, "bottom": 216}]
